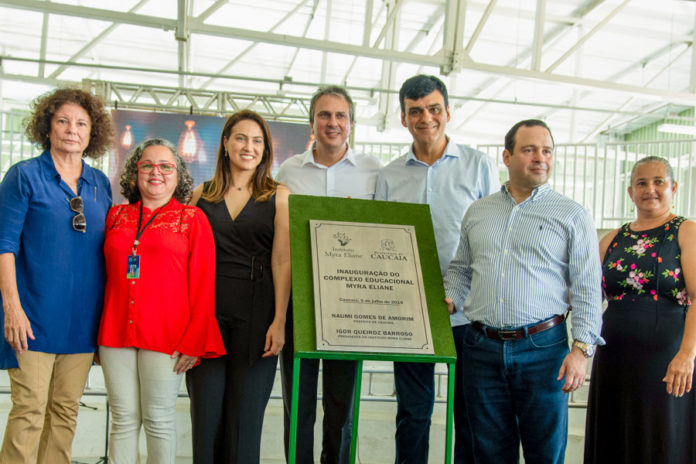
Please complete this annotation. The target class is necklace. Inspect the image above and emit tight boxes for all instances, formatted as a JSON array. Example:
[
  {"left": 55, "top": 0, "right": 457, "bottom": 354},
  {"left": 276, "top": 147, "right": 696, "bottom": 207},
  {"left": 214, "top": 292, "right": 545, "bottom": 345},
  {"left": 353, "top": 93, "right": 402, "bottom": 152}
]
[{"left": 229, "top": 183, "right": 248, "bottom": 193}]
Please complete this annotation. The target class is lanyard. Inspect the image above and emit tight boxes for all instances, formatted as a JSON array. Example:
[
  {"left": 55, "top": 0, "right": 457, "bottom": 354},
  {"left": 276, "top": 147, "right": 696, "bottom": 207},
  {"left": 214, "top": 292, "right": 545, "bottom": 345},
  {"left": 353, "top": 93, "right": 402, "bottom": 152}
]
[{"left": 132, "top": 200, "right": 169, "bottom": 255}]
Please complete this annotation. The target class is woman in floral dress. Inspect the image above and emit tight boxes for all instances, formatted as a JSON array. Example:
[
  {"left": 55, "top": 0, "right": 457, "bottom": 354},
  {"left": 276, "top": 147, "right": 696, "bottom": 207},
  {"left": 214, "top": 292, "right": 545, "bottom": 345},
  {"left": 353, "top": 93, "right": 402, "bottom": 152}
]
[{"left": 584, "top": 156, "right": 696, "bottom": 464}]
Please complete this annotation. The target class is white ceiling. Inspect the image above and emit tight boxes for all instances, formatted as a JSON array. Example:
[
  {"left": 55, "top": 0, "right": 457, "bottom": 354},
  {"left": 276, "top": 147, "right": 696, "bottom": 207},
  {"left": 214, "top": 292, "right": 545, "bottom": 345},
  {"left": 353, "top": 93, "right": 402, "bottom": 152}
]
[{"left": 1, "top": 0, "right": 695, "bottom": 145}]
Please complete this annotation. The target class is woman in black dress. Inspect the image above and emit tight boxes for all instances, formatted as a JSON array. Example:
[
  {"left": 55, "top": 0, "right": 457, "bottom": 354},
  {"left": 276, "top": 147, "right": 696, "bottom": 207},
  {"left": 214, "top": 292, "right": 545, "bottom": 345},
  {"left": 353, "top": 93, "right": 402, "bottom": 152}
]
[
  {"left": 186, "top": 110, "right": 291, "bottom": 463},
  {"left": 584, "top": 156, "right": 696, "bottom": 463}
]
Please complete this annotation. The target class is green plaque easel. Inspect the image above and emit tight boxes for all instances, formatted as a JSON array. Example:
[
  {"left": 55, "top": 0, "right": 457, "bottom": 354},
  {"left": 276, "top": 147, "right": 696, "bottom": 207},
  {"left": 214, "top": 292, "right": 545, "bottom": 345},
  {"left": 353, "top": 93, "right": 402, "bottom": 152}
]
[{"left": 288, "top": 195, "right": 456, "bottom": 464}]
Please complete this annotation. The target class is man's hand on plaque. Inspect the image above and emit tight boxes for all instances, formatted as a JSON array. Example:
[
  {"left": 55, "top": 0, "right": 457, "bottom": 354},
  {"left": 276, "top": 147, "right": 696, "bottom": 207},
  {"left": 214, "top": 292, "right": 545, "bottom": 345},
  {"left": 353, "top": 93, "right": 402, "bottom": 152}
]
[{"left": 444, "top": 298, "right": 455, "bottom": 315}]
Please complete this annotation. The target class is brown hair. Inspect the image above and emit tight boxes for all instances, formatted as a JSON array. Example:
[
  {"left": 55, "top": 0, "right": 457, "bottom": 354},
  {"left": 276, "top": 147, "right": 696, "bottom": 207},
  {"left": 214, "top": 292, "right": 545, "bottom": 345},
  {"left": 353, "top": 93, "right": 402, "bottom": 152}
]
[
  {"left": 309, "top": 85, "right": 355, "bottom": 125},
  {"left": 25, "top": 87, "right": 114, "bottom": 159},
  {"left": 202, "top": 110, "right": 278, "bottom": 203}
]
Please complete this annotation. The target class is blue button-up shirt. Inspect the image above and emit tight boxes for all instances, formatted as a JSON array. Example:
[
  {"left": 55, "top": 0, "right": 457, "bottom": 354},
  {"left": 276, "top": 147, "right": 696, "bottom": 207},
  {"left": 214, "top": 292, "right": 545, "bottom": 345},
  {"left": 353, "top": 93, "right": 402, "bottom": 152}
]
[
  {"left": 375, "top": 139, "right": 500, "bottom": 327},
  {"left": 0, "top": 151, "right": 112, "bottom": 367},
  {"left": 276, "top": 146, "right": 381, "bottom": 199},
  {"left": 443, "top": 183, "right": 604, "bottom": 344}
]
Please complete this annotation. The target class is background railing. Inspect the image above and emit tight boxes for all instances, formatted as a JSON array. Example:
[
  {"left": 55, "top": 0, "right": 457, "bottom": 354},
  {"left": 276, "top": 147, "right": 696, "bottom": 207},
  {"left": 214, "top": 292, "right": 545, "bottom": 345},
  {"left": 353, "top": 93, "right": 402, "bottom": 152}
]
[{"left": 362, "top": 140, "right": 696, "bottom": 229}]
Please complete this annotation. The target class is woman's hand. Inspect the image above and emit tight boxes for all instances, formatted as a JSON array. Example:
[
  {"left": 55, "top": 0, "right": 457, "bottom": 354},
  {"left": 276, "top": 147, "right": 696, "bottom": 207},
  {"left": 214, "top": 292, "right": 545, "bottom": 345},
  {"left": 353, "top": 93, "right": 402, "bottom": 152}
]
[
  {"left": 172, "top": 351, "right": 198, "bottom": 375},
  {"left": 663, "top": 351, "right": 695, "bottom": 397},
  {"left": 263, "top": 318, "right": 285, "bottom": 357},
  {"left": 3, "top": 301, "right": 34, "bottom": 353}
]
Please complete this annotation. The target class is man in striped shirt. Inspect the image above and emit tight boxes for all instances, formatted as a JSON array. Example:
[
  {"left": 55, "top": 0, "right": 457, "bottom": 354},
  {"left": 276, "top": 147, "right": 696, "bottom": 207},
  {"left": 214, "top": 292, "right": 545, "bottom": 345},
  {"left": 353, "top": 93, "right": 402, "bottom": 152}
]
[{"left": 444, "top": 119, "right": 603, "bottom": 464}]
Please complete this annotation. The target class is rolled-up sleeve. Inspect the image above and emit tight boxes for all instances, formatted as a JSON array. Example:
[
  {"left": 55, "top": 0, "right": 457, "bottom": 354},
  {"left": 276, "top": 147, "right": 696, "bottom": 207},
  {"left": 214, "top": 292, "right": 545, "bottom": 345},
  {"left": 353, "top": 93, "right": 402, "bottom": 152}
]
[
  {"left": 0, "top": 165, "right": 30, "bottom": 255},
  {"left": 567, "top": 208, "right": 605, "bottom": 345}
]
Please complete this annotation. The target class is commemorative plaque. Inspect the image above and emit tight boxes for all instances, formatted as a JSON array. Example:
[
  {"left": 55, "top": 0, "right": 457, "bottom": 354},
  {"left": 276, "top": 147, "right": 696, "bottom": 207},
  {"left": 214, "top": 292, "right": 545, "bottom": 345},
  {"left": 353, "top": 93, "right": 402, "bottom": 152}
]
[{"left": 310, "top": 220, "right": 434, "bottom": 354}]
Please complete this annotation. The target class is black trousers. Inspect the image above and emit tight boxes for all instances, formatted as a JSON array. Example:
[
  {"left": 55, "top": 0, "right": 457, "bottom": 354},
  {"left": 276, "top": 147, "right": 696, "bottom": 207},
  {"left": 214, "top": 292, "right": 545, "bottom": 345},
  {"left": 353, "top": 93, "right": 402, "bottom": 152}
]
[
  {"left": 186, "top": 354, "right": 277, "bottom": 464},
  {"left": 280, "top": 302, "right": 357, "bottom": 464}
]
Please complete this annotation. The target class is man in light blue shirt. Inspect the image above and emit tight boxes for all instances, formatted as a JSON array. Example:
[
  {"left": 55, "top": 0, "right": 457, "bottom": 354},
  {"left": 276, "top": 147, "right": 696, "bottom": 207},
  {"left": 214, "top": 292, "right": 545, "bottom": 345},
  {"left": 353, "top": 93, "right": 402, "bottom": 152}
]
[
  {"left": 375, "top": 74, "right": 499, "bottom": 463},
  {"left": 276, "top": 85, "right": 381, "bottom": 464},
  {"left": 444, "top": 119, "right": 603, "bottom": 463}
]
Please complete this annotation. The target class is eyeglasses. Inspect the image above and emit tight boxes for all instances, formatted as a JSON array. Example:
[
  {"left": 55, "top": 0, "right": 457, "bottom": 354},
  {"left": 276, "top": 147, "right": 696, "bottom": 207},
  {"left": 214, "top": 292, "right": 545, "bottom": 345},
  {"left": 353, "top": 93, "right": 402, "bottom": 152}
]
[
  {"left": 69, "top": 196, "right": 86, "bottom": 233},
  {"left": 137, "top": 161, "right": 177, "bottom": 175}
]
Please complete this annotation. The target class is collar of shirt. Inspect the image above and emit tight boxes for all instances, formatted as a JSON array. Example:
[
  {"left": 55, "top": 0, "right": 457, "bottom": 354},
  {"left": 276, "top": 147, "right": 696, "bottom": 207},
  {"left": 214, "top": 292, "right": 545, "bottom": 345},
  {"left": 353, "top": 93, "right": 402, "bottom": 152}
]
[
  {"left": 404, "top": 137, "right": 459, "bottom": 167},
  {"left": 299, "top": 144, "right": 356, "bottom": 169},
  {"left": 501, "top": 181, "right": 552, "bottom": 203},
  {"left": 39, "top": 149, "right": 99, "bottom": 188},
  {"left": 135, "top": 197, "right": 180, "bottom": 215}
]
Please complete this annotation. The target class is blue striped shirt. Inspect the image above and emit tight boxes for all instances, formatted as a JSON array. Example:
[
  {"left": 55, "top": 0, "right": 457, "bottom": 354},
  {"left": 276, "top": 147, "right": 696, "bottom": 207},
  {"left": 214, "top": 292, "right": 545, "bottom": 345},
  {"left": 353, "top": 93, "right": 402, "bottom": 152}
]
[
  {"left": 375, "top": 140, "right": 500, "bottom": 327},
  {"left": 443, "top": 183, "right": 603, "bottom": 344}
]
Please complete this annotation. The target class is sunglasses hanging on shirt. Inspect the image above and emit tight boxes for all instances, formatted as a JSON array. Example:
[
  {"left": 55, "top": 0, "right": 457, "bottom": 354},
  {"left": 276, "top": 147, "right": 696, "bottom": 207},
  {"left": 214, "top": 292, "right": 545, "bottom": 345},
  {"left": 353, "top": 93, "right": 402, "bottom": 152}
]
[{"left": 69, "top": 196, "right": 86, "bottom": 233}]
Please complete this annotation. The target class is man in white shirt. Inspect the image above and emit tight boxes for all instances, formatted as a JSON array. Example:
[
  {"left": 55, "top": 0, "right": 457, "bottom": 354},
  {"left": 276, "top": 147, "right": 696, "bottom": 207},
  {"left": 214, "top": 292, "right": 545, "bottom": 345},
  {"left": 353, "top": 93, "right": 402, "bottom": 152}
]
[{"left": 276, "top": 85, "right": 381, "bottom": 464}]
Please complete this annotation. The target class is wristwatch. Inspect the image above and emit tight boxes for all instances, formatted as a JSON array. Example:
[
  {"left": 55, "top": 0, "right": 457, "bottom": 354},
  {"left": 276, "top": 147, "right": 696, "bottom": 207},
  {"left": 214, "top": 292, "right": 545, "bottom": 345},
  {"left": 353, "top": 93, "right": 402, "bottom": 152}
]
[{"left": 572, "top": 340, "right": 595, "bottom": 358}]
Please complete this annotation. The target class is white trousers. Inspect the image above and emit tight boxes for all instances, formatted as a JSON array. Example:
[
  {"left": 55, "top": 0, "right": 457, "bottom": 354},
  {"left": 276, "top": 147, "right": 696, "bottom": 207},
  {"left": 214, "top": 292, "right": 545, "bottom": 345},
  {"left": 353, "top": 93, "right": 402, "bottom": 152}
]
[{"left": 99, "top": 346, "right": 183, "bottom": 464}]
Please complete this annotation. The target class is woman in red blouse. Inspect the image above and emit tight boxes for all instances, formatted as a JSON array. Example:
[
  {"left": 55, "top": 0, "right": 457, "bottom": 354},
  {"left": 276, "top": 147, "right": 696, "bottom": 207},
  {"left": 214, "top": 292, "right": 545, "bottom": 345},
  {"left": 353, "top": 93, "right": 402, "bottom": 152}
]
[{"left": 98, "top": 138, "right": 225, "bottom": 463}]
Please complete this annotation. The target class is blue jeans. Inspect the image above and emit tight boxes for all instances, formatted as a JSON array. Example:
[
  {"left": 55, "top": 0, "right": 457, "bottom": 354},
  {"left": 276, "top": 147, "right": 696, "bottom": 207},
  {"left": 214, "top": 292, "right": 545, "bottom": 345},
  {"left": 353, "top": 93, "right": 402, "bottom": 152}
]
[
  {"left": 461, "top": 321, "right": 569, "bottom": 464},
  {"left": 393, "top": 361, "right": 435, "bottom": 464}
]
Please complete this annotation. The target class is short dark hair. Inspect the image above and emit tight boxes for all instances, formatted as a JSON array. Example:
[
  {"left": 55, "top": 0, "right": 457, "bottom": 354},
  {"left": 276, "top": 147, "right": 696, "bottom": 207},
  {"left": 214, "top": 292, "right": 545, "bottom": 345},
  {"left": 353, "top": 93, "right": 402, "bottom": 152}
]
[
  {"left": 309, "top": 86, "right": 355, "bottom": 125},
  {"left": 399, "top": 74, "right": 449, "bottom": 114},
  {"left": 25, "top": 87, "right": 114, "bottom": 159},
  {"left": 504, "top": 119, "right": 555, "bottom": 153},
  {"left": 630, "top": 156, "right": 675, "bottom": 185},
  {"left": 120, "top": 138, "right": 194, "bottom": 204}
]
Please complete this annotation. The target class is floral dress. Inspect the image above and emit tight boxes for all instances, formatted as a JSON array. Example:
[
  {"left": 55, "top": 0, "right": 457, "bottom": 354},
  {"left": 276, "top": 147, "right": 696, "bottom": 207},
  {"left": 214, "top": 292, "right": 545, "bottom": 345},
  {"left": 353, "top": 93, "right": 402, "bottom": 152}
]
[{"left": 584, "top": 216, "right": 695, "bottom": 464}]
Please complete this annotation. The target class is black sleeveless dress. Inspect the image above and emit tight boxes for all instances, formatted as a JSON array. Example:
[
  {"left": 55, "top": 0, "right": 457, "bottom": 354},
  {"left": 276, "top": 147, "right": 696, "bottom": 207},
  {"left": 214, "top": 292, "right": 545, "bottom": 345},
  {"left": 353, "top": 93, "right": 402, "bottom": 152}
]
[
  {"left": 584, "top": 216, "right": 696, "bottom": 463},
  {"left": 197, "top": 190, "right": 277, "bottom": 366}
]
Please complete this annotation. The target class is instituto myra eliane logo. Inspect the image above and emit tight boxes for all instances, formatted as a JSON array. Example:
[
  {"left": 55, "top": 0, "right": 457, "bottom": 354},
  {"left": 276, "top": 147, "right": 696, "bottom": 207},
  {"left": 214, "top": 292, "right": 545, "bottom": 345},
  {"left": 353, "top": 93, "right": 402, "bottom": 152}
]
[
  {"left": 325, "top": 231, "right": 362, "bottom": 259},
  {"left": 333, "top": 232, "right": 351, "bottom": 247}
]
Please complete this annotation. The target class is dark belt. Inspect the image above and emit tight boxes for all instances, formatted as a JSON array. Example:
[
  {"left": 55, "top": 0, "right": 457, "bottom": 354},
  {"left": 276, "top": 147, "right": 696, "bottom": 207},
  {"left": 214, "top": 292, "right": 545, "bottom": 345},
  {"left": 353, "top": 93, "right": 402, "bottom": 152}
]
[{"left": 472, "top": 314, "right": 566, "bottom": 341}]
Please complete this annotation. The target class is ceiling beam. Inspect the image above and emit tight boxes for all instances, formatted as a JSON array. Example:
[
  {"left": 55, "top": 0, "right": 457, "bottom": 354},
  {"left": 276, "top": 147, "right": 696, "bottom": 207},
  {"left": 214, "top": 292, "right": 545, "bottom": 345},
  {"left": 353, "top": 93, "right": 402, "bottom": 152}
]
[
  {"left": 582, "top": 44, "right": 693, "bottom": 141},
  {"left": 464, "top": 0, "right": 498, "bottom": 55},
  {"left": 38, "top": 9, "right": 49, "bottom": 78},
  {"left": 454, "top": 0, "right": 606, "bottom": 130},
  {"left": 176, "top": 0, "right": 191, "bottom": 89},
  {"left": 0, "top": 0, "right": 178, "bottom": 30},
  {"left": 362, "top": 0, "right": 374, "bottom": 47},
  {"left": 283, "top": 0, "right": 320, "bottom": 84},
  {"left": 441, "top": 0, "right": 469, "bottom": 74},
  {"left": 196, "top": 0, "right": 227, "bottom": 22},
  {"left": 201, "top": 0, "right": 313, "bottom": 89},
  {"left": 5, "top": 47, "right": 696, "bottom": 105},
  {"left": 49, "top": 0, "right": 151, "bottom": 79},
  {"left": 531, "top": 0, "right": 546, "bottom": 71},
  {"left": 2, "top": 0, "right": 695, "bottom": 105},
  {"left": 545, "top": 0, "right": 631, "bottom": 73},
  {"left": 376, "top": 1, "right": 400, "bottom": 131},
  {"left": 320, "top": 0, "right": 332, "bottom": 83},
  {"left": 542, "top": 40, "right": 690, "bottom": 121},
  {"left": 341, "top": 1, "right": 393, "bottom": 83}
]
